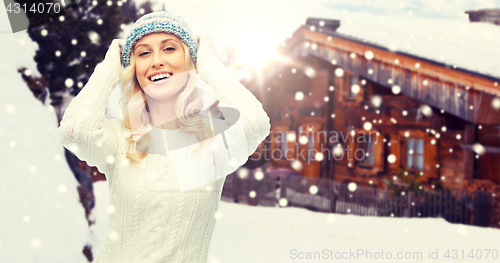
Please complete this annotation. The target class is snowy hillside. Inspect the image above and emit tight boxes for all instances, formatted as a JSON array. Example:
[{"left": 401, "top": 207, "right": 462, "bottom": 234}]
[{"left": 0, "top": 22, "right": 91, "bottom": 263}]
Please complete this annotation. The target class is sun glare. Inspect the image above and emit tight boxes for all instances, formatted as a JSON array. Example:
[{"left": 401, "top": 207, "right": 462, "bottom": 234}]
[{"left": 229, "top": 26, "right": 284, "bottom": 74}]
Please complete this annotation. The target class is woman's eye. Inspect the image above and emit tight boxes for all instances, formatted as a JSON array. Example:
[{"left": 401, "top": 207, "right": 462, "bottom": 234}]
[
  {"left": 164, "top": 47, "right": 175, "bottom": 51},
  {"left": 139, "top": 51, "right": 150, "bottom": 56}
]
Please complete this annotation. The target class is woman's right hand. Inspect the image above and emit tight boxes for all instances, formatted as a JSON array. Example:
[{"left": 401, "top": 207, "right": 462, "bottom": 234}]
[
  {"left": 195, "top": 33, "right": 218, "bottom": 61},
  {"left": 101, "top": 39, "right": 125, "bottom": 75}
]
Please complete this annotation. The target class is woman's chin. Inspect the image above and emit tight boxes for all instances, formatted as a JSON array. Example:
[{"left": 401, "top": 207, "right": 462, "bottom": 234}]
[
  {"left": 146, "top": 90, "right": 178, "bottom": 101},
  {"left": 143, "top": 82, "right": 184, "bottom": 100}
]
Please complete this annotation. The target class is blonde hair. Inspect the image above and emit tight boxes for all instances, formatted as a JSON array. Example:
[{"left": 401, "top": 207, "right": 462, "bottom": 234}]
[{"left": 119, "top": 40, "right": 214, "bottom": 169}]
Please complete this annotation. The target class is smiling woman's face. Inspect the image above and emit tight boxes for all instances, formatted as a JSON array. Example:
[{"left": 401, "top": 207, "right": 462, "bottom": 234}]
[{"left": 133, "top": 33, "right": 188, "bottom": 100}]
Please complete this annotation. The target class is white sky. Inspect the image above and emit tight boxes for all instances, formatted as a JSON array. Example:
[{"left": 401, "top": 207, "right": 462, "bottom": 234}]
[{"left": 1, "top": 0, "right": 499, "bottom": 76}]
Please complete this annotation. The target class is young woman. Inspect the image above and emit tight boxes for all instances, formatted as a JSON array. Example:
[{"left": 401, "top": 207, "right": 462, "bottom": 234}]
[{"left": 57, "top": 11, "right": 270, "bottom": 263}]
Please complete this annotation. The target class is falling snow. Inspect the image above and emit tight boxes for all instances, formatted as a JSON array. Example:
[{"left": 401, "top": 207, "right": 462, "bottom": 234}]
[
  {"left": 304, "top": 66, "right": 316, "bottom": 78},
  {"left": 309, "top": 185, "right": 318, "bottom": 195},
  {"left": 335, "top": 68, "right": 344, "bottom": 77},
  {"left": 294, "top": 91, "right": 304, "bottom": 101},
  {"left": 371, "top": 95, "right": 382, "bottom": 107},
  {"left": 387, "top": 154, "right": 396, "bottom": 163},
  {"left": 351, "top": 84, "right": 360, "bottom": 94},
  {"left": 65, "top": 78, "right": 74, "bottom": 88},
  {"left": 364, "top": 50, "right": 374, "bottom": 60},
  {"left": 472, "top": 143, "right": 486, "bottom": 155},
  {"left": 88, "top": 31, "right": 101, "bottom": 44},
  {"left": 363, "top": 122, "right": 372, "bottom": 131},
  {"left": 419, "top": 104, "right": 433, "bottom": 117}
]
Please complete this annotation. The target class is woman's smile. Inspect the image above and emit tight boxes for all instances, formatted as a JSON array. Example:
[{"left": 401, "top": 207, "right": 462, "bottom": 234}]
[
  {"left": 148, "top": 71, "right": 173, "bottom": 85},
  {"left": 148, "top": 71, "right": 172, "bottom": 82}
]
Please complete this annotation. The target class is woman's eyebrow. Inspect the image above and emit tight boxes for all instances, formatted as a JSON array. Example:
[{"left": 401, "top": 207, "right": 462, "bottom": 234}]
[
  {"left": 161, "top": 38, "right": 180, "bottom": 45},
  {"left": 134, "top": 43, "right": 149, "bottom": 52},
  {"left": 134, "top": 38, "right": 180, "bottom": 52}
]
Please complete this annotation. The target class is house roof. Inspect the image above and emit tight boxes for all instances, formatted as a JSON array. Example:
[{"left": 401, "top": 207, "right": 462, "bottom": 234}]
[
  {"left": 465, "top": 8, "right": 500, "bottom": 14},
  {"left": 329, "top": 12, "right": 500, "bottom": 80},
  {"left": 249, "top": 13, "right": 500, "bottom": 124}
]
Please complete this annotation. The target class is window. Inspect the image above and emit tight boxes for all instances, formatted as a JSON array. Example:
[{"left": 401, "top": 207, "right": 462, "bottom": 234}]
[
  {"left": 273, "top": 131, "right": 289, "bottom": 160},
  {"left": 298, "top": 125, "right": 320, "bottom": 162},
  {"left": 406, "top": 138, "right": 424, "bottom": 170},
  {"left": 279, "top": 132, "right": 288, "bottom": 160},
  {"left": 348, "top": 130, "right": 385, "bottom": 173},
  {"left": 358, "top": 135, "right": 374, "bottom": 166},
  {"left": 307, "top": 132, "right": 315, "bottom": 161}
]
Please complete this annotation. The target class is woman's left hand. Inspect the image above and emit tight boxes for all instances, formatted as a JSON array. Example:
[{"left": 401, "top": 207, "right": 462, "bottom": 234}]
[
  {"left": 195, "top": 33, "right": 220, "bottom": 82},
  {"left": 101, "top": 39, "right": 126, "bottom": 75}
]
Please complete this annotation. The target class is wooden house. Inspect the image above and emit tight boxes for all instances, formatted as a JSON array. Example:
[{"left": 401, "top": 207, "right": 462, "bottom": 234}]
[
  {"left": 465, "top": 8, "right": 500, "bottom": 26},
  {"left": 244, "top": 17, "right": 500, "bottom": 191}
]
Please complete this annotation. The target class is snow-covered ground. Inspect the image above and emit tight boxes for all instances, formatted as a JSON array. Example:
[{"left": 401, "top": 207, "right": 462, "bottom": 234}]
[
  {"left": 0, "top": 30, "right": 91, "bottom": 263},
  {"left": 209, "top": 202, "right": 500, "bottom": 263},
  {"left": 87, "top": 181, "right": 109, "bottom": 257},
  {"left": 90, "top": 181, "right": 500, "bottom": 263}
]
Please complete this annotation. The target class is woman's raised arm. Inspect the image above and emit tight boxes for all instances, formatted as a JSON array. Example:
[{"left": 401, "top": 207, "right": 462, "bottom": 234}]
[
  {"left": 196, "top": 34, "right": 271, "bottom": 157},
  {"left": 57, "top": 40, "right": 124, "bottom": 175}
]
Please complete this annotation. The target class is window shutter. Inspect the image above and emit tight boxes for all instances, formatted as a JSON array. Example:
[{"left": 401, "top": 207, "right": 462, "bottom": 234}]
[
  {"left": 270, "top": 129, "right": 277, "bottom": 155},
  {"left": 286, "top": 131, "right": 296, "bottom": 159},
  {"left": 423, "top": 137, "right": 438, "bottom": 178},
  {"left": 399, "top": 130, "right": 411, "bottom": 170},
  {"left": 347, "top": 131, "right": 355, "bottom": 168},
  {"left": 335, "top": 69, "right": 343, "bottom": 102},
  {"left": 388, "top": 134, "right": 401, "bottom": 170},
  {"left": 356, "top": 75, "right": 364, "bottom": 102},
  {"left": 271, "top": 126, "right": 285, "bottom": 160},
  {"left": 339, "top": 72, "right": 348, "bottom": 102},
  {"left": 344, "top": 73, "right": 348, "bottom": 98},
  {"left": 372, "top": 132, "right": 385, "bottom": 173},
  {"left": 298, "top": 125, "right": 307, "bottom": 162}
]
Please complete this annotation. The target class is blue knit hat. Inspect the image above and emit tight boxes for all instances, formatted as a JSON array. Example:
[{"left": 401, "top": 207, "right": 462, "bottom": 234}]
[{"left": 121, "top": 11, "right": 198, "bottom": 68}]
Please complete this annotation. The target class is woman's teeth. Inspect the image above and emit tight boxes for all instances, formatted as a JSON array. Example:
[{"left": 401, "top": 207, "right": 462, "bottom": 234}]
[{"left": 151, "top": 73, "right": 172, "bottom": 81}]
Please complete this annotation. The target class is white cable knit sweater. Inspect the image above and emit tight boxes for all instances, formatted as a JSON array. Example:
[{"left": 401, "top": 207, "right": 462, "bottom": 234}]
[{"left": 57, "top": 54, "right": 271, "bottom": 263}]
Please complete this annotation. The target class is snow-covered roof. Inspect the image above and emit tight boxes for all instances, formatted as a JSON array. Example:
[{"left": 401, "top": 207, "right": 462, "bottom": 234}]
[{"left": 328, "top": 12, "right": 500, "bottom": 80}]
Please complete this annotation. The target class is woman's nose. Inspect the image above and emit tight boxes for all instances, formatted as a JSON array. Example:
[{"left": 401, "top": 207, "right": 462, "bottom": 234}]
[{"left": 152, "top": 52, "right": 166, "bottom": 68}]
